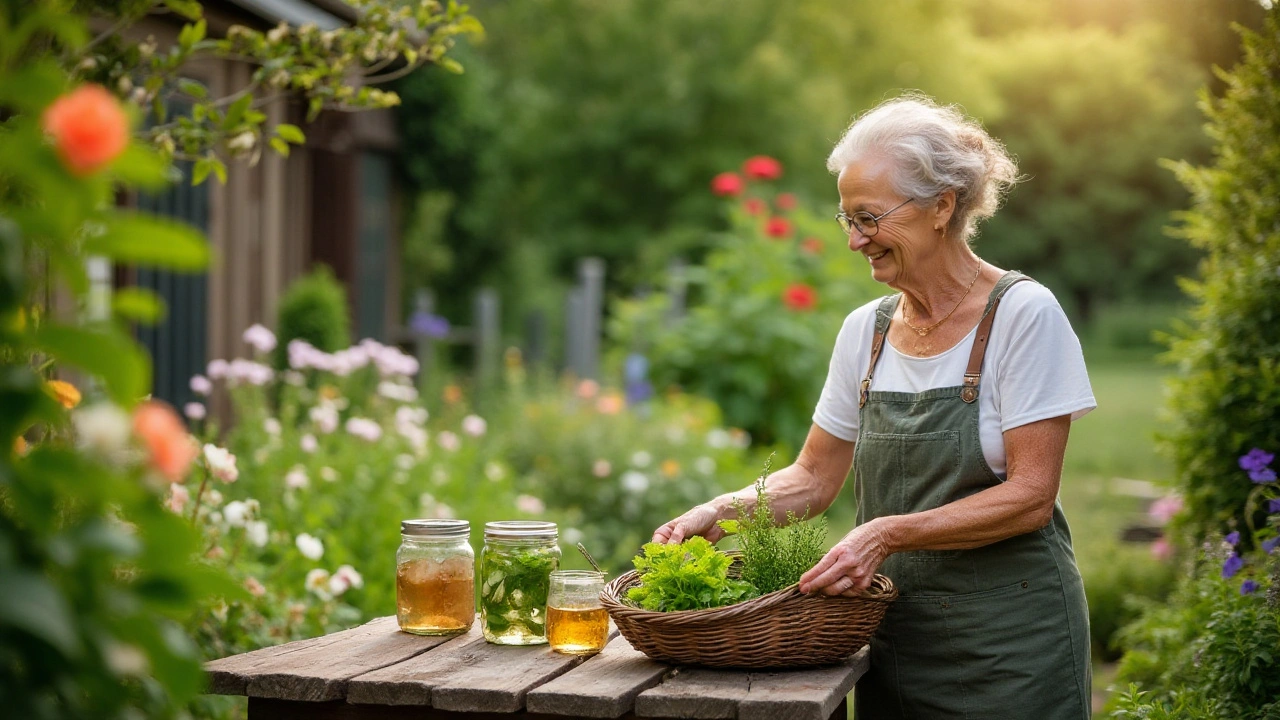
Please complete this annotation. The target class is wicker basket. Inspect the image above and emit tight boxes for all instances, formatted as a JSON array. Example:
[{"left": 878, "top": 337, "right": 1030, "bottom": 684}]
[{"left": 600, "top": 555, "right": 897, "bottom": 669}]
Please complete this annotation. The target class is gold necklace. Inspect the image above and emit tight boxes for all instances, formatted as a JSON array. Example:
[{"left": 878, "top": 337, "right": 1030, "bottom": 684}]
[{"left": 902, "top": 261, "right": 983, "bottom": 337}]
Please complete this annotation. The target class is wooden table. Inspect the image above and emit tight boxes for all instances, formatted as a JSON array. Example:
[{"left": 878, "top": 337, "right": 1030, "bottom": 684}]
[{"left": 205, "top": 616, "right": 868, "bottom": 719}]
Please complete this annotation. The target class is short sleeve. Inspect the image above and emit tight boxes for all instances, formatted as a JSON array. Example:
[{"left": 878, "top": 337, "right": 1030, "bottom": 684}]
[
  {"left": 989, "top": 283, "right": 1097, "bottom": 432},
  {"left": 812, "top": 303, "right": 877, "bottom": 442}
]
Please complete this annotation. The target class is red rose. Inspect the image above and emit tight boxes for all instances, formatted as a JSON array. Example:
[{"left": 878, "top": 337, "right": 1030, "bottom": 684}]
[
  {"left": 801, "top": 237, "right": 824, "bottom": 255},
  {"left": 743, "top": 198, "right": 767, "bottom": 216},
  {"left": 42, "top": 84, "right": 129, "bottom": 176},
  {"left": 710, "top": 172, "right": 744, "bottom": 197},
  {"left": 783, "top": 283, "right": 817, "bottom": 311},
  {"left": 742, "top": 155, "right": 783, "bottom": 180},
  {"left": 775, "top": 193, "right": 798, "bottom": 211},
  {"left": 764, "top": 217, "right": 792, "bottom": 239}
]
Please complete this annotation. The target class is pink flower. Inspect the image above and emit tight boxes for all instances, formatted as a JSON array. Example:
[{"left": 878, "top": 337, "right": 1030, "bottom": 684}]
[
  {"left": 743, "top": 198, "right": 766, "bottom": 216},
  {"left": 775, "top": 193, "right": 798, "bottom": 211},
  {"left": 1148, "top": 495, "right": 1183, "bottom": 525},
  {"left": 437, "top": 431, "right": 460, "bottom": 452},
  {"left": 203, "top": 444, "right": 239, "bottom": 483},
  {"left": 576, "top": 379, "right": 599, "bottom": 399},
  {"left": 242, "top": 324, "right": 277, "bottom": 354},
  {"left": 206, "top": 359, "right": 229, "bottom": 380},
  {"left": 190, "top": 375, "right": 212, "bottom": 396},
  {"left": 184, "top": 402, "right": 206, "bottom": 420},
  {"left": 42, "top": 84, "right": 129, "bottom": 176},
  {"left": 330, "top": 564, "right": 364, "bottom": 594},
  {"left": 742, "top": 155, "right": 782, "bottom": 180},
  {"left": 782, "top": 283, "right": 818, "bottom": 311},
  {"left": 801, "top": 237, "right": 824, "bottom": 255},
  {"left": 300, "top": 433, "right": 318, "bottom": 453},
  {"left": 764, "top": 217, "right": 793, "bottom": 239},
  {"left": 166, "top": 484, "right": 190, "bottom": 513},
  {"left": 516, "top": 494, "right": 546, "bottom": 515},
  {"left": 133, "top": 401, "right": 198, "bottom": 482},
  {"left": 345, "top": 417, "right": 382, "bottom": 442},
  {"left": 592, "top": 459, "right": 612, "bottom": 478},
  {"left": 1150, "top": 536, "right": 1173, "bottom": 561},
  {"left": 596, "top": 392, "right": 624, "bottom": 415},
  {"left": 244, "top": 577, "right": 266, "bottom": 597},
  {"left": 710, "top": 172, "right": 744, "bottom": 197},
  {"left": 461, "top": 414, "right": 487, "bottom": 437},
  {"left": 285, "top": 466, "right": 309, "bottom": 489}
]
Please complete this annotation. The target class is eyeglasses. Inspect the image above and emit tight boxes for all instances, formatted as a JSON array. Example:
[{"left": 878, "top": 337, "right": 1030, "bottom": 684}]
[{"left": 835, "top": 197, "right": 915, "bottom": 237}]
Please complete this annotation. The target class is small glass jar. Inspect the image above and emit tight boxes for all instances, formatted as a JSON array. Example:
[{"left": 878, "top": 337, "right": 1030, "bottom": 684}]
[
  {"left": 479, "top": 521, "right": 561, "bottom": 645},
  {"left": 396, "top": 519, "right": 475, "bottom": 636},
  {"left": 547, "top": 570, "right": 609, "bottom": 655}
]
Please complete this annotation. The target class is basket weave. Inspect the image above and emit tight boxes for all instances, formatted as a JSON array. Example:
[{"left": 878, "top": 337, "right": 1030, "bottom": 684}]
[{"left": 600, "top": 555, "right": 897, "bottom": 669}]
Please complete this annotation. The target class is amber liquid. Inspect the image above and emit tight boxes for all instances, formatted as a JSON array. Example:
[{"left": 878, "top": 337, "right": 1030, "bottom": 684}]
[
  {"left": 546, "top": 606, "right": 609, "bottom": 655},
  {"left": 397, "top": 558, "right": 475, "bottom": 635}
]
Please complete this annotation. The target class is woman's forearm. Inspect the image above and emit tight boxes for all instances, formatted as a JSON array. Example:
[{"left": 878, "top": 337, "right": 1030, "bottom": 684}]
[
  {"left": 709, "top": 459, "right": 843, "bottom": 526},
  {"left": 877, "top": 477, "right": 1055, "bottom": 553}
]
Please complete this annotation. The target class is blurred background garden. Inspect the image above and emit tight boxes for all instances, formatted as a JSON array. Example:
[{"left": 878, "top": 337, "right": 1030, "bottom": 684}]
[{"left": 2, "top": 0, "right": 1278, "bottom": 718}]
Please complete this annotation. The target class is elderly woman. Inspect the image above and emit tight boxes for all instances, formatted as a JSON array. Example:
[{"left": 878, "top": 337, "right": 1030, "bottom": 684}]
[{"left": 654, "top": 95, "right": 1095, "bottom": 719}]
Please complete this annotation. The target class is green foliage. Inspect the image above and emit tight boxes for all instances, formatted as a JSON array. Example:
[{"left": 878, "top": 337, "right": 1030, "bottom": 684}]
[
  {"left": 1107, "top": 544, "right": 1280, "bottom": 719},
  {"left": 274, "top": 266, "right": 350, "bottom": 366},
  {"left": 1161, "top": 9, "right": 1280, "bottom": 540},
  {"left": 626, "top": 537, "right": 759, "bottom": 612},
  {"left": 1081, "top": 545, "right": 1177, "bottom": 661},
  {"left": 610, "top": 175, "right": 883, "bottom": 450},
  {"left": 720, "top": 457, "right": 828, "bottom": 595}
]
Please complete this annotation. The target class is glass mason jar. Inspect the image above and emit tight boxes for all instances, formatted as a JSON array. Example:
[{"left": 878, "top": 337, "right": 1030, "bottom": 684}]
[
  {"left": 479, "top": 521, "right": 561, "bottom": 645},
  {"left": 396, "top": 519, "right": 475, "bottom": 636},
  {"left": 546, "top": 570, "right": 609, "bottom": 655}
]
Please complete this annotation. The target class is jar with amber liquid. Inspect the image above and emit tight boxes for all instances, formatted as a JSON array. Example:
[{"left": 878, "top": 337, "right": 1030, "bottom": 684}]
[
  {"left": 546, "top": 570, "right": 609, "bottom": 655},
  {"left": 396, "top": 519, "right": 475, "bottom": 636},
  {"left": 479, "top": 521, "right": 561, "bottom": 645}
]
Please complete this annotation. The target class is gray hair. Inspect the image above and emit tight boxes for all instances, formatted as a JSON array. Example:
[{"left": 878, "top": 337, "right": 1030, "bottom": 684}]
[{"left": 826, "top": 94, "right": 1019, "bottom": 243}]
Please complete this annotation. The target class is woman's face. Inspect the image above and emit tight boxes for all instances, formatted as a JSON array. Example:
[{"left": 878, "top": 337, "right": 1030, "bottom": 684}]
[{"left": 836, "top": 157, "right": 944, "bottom": 288}]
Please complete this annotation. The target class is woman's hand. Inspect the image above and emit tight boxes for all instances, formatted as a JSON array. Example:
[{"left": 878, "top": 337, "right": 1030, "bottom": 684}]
[
  {"left": 652, "top": 502, "right": 726, "bottom": 544},
  {"left": 798, "top": 519, "right": 894, "bottom": 596}
]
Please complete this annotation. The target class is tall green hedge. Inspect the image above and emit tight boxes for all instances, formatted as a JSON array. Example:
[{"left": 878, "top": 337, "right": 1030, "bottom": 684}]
[
  {"left": 1162, "top": 8, "right": 1280, "bottom": 539},
  {"left": 274, "top": 265, "right": 351, "bottom": 367}
]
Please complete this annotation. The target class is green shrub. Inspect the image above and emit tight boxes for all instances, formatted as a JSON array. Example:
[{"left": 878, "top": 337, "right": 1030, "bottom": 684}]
[
  {"left": 1161, "top": 8, "right": 1280, "bottom": 540},
  {"left": 1081, "top": 544, "right": 1176, "bottom": 661},
  {"left": 274, "top": 266, "right": 351, "bottom": 367}
]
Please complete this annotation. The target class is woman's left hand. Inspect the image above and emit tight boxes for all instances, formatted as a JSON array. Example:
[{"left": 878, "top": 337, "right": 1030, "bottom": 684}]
[{"left": 798, "top": 519, "right": 894, "bottom": 596}]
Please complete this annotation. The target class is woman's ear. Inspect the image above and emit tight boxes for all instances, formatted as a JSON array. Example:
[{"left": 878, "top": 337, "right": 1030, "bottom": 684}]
[{"left": 933, "top": 190, "right": 957, "bottom": 232}]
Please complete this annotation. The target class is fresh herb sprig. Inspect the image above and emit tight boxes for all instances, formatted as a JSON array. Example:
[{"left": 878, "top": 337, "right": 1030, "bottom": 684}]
[
  {"left": 627, "top": 537, "right": 759, "bottom": 611},
  {"left": 718, "top": 454, "right": 828, "bottom": 595}
]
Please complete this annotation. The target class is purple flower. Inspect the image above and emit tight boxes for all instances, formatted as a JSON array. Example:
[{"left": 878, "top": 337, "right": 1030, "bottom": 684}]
[
  {"left": 1240, "top": 579, "right": 1259, "bottom": 595},
  {"left": 1222, "top": 553, "right": 1244, "bottom": 579},
  {"left": 1225, "top": 531, "right": 1241, "bottom": 546},
  {"left": 1239, "top": 448, "right": 1275, "bottom": 472},
  {"left": 1249, "top": 467, "right": 1278, "bottom": 484},
  {"left": 409, "top": 312, "right": 451, "bottom": 339},
  {"left": 1269, "top": 499, "right": 1280, "bottom": 514},
  {"left": 1264, "top": 537, "right": 1280, "bottom": 554}
]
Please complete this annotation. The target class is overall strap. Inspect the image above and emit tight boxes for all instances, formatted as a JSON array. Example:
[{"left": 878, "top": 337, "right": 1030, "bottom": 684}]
[
  {"left": 859, "top": 294, "right": 902, "bottom": 408},
  {"left": 961, "top": 271, "right": 1031, "bottom": 403}
]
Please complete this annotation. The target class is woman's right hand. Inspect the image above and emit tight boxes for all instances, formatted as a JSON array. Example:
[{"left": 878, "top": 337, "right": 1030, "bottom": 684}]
[{"left": 652, "top": 502, "right": 725, "bottom": 544}]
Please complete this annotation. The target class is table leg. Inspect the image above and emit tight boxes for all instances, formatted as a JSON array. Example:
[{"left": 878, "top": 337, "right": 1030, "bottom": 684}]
[{"left": 828, "top": 696, "right": 849, "bottom": 720}]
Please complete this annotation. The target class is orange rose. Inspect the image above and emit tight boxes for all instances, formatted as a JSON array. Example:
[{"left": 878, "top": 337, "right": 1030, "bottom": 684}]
[
  {"left": 42, "top": 84, "right": 129, "bottom": 176},
  {"left": 45, "top": 379, "right": 82, "bottom": 409},
  {"left": 133, "top": 400, "right": 198, "bottom": 482}
]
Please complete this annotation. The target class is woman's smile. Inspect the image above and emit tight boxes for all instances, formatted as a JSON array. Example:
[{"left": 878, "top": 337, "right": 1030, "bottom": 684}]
[{"left": 867, "top": 248, "right": 890, "bottom": 262}]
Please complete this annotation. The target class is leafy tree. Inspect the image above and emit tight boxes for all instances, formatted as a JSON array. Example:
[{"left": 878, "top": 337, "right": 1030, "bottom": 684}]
[{"left": 1161, "top": 8, "right": 1280, "bottom": 539}]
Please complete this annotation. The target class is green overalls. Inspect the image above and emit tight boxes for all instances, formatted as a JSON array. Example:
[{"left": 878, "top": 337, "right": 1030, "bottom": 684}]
[{"left": 852, "top": 272, "right": 1091, "bottom": 719}]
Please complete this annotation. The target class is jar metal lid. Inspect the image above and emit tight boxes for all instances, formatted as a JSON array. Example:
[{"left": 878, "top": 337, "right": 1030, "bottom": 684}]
[
  {"left": 401, "top": 518, "right": 470, "bottom": 537},
  {"left": 483, "top": 520, "right": 558, "bottom": 540}
]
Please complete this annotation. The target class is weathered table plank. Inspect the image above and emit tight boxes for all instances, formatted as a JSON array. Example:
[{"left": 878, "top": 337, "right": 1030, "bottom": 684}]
[
  {"left": 347, "top": 622, "right": 619, "bottom": 712},
  {"left": 204, "top": 616, "right": 452, "bottom": 700},
  {"left": 634, "top": 646, "right": 868, "bottom": 720},
  {"left": 249, "top": 697, "right": 641, "bottom": 719},
  {"left": 526, "top": 635, "right": 670, "bottom": 718}
]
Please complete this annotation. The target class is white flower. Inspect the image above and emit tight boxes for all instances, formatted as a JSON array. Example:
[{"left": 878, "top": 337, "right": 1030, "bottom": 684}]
[
  {"left": 592, "top": 459, "right": 612, "bottom": 478},
  {"left": 562, "top": 527, "right": 585, "bottom": 545},
  {"left": 398, "top": 423, "right": 427, "bottom": 452},
  {"left": 305, "top": 568, "right": 332, "bottom": 599},
  {"left": 377, "top": 381, "right": 418, "bottom": 403},
  {"left": 395, "top": 405, "right": 428, "bottom": 426},
  {"left": 310, "top": 404, "right": 339, "bottom": 434},
  {"left": 205, "top": 489, "right": 223, "bottom": 506},
  {"left": 184, "top": 402, "right": 206, "bottom": 420},
  {"left": 320, "top": 466, "right": 338, "bottom": 483},
  {"left": 706, "top": 429, "right": 731, "bottom": 449},
  {"left": 516, "top": 494, "right": 545, "bottom": 515},
  {"left": 283, "top": 370, "right": 306, "bottom": 386},
  {"left": 621, "top": 471, "right": 649, "bottom": 494},
  {"left": 437, "top": 431, "right": 460, "bottom": 452},
  {"left": 694, "top": 456, "right": 716, "bottom": 476},
  {"left": 203, "top": 444, "right": 239, "bottom": 483},
  {"left": 630, "top": 451, "right": 651, "bottom": 468},
  {"left": 206, "top": 359, "right": 229, "bottom": 380},
  {"left": 228, "top": 131, "right": 257, "bottom": 152},
  {"left": 104, "top": 642, "right": 150, "bottom": 677},
  {"left": 296, "top": 533, "right": 324, "bottom": 560},
  {"left": 485, "top": 461, "right": 506, "bottom": 481},
  {"left": 288, "top": 339, "right": 319, "bottom": 370},
  {"left": 223, "top": 500, "right": 251, "bottom": 527},
  {"left": 263, "top": 418, "right": 281, "bottom": 436},
  {"left": 461, "top": 414, "right": 487, "bottom": 437},
  {"left": 285, "top": 466, "right": 309, "bottom": 489},
  {"left": 300, "top": 433, "right": 318, "bottom": 453},
  {"left": 246, "top": 520, "right": 269, "bottom": 547},
  {"left": 190, "top": 375, "right": 212, "bottom": 396},
  {"left": 395, "top": 454, "right": 416, "bottom": 471},
  {"left": 329, "top": 564, "right": 364, "bottom": 595},
  {"left": 73, "top": 403, "right": 131, "bottom": 454},
  {"left": 345, "top": 417, "right": 382, "bottom": 442},
  {"left": 434, "top": 503, "right": 455, "bottom": 519},
  {"left": 242, "top": 323, "right": 277, "bottom": 354},
  {"left": 226, "top": 359, "right": 273, "bottom": 386},
  {"left": 165, "top": 484, "right": 190, "bottom": 514}
]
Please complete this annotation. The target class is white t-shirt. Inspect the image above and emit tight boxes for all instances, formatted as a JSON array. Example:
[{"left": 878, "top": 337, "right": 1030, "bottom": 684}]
[{"left": 812, "top": 281, "right": 1096, "bottom": 477}]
